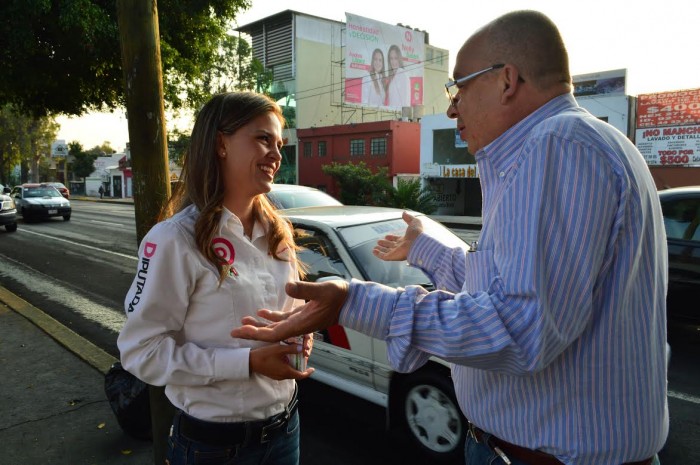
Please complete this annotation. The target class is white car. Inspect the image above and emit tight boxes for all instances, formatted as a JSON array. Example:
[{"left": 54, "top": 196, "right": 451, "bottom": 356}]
[
  {"left": 282, "top": 205, "right": 468, "bottom": 463},
  {"left": 10, "top": 183, "right": 72, "bottom": 222},
  {"left": 266, "top": 184, "right": 342, "bottom": 210}
]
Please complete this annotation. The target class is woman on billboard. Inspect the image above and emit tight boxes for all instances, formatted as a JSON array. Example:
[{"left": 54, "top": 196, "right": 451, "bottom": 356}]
[
  {"left": 384, "top": 44, "right": 411, "bottom": 109},
  {"left": 362, "top": 48, "right": 386, "bottom": 107}
]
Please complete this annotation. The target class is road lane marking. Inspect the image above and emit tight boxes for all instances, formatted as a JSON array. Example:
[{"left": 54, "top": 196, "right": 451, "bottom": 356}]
[
  {"left": 89, "top": 220, "right": 125, "bottom": 227},
  {"left": 0, "top": 254, "right": 126, "bottom": 333},
  {"left": 668, "top": 390, "right": 700, "bottom": 404},
  {"left": 17, "top": 228, "right": 137, "bottom": 261}
]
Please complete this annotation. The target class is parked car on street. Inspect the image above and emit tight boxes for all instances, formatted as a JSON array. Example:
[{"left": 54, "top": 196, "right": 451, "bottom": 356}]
[
  {"left": 659, "top": 186, "right": 700, "bottom": 325},
  {"left": 0, "top": 189, "right": 18, "bottom": 232},
  {"left": 46, "top": 182, "right": 70, "bottom": 199},
  {"left": 266, "top": 183, "right": 342, "bottom": 210},
  {"left": 10, "top": 183, "right": 72, "bottom": 222},
  {"left": 282, "top": 205, "right": 468, "bottom": 463}
]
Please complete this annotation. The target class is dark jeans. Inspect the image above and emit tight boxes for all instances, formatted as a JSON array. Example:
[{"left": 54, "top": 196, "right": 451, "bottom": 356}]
[{"left": 166, "top": 410, "right": 300, "bottom": 465}]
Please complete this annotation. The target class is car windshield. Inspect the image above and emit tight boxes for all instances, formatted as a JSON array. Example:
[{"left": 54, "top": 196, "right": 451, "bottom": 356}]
[
  {"left": 25, "top": 187, "right": 62, "bottom": 198},
  {"left": 337, "top": 216, "right": 468, "bottom": 290}
]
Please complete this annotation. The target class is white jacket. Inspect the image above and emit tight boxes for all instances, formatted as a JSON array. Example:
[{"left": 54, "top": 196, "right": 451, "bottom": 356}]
[{"left": 118, "top": 205, "right": 299, "bottom": 422}]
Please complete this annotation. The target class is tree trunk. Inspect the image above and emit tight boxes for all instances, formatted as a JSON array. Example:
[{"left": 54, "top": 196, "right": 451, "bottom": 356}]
[{"left": 117, "top": 0, "right": 170, "bottom": 246}]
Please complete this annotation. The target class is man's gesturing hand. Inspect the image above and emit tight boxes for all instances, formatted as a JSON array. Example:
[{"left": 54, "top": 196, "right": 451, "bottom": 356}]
[
  {"left": 231, "top": 280, "right": 349, "bottom": 343},
  {"left": 372, "top": 211, "right": 424, "bottom": 261}
]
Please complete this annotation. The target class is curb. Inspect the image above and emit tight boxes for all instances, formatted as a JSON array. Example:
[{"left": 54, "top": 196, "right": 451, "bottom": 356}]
[{"left": 0, "top": 286, "right": 117, "bottom": 375}]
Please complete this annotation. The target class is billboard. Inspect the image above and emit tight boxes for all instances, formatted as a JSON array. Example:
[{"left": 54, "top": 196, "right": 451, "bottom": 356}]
[
  {"left": 573, "top": 69, "right": 626, "bottom": 98},
  {"left": 635, "top": 89, "right": 700, "bottom": 166},
  {"left": 51, "top": 139, "right": 68, "bottom": 158},
  {"left": 344, "top": 13, "right": 425, "bottom": 110}
]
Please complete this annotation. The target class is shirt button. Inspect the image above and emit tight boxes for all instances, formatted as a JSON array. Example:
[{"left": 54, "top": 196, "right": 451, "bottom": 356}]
[
  {"left": 417, "top": 259, "right": 423, "bottom": 265},
  {"left": 499, "top": 171, "right": 505, "bottom": 178}
]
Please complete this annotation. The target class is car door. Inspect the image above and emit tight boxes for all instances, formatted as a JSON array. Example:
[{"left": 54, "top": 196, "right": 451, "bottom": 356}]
[{"left": 293, "top": 226, "right": 379, "bottom": 392}]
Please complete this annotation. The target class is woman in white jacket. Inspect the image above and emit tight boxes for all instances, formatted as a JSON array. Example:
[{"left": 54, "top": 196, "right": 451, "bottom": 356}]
[
  {"left": 385, "top": 44, "right": 411, "bottom": 109},
  {"left": 362, "top": 48, "right": 386, "bottom": 107},
  {"left": 118, "top": 92, "right": 313, "bottom": 465}
]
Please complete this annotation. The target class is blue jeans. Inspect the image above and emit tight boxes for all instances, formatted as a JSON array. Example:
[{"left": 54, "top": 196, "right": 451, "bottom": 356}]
[
  {"left": 166, "top": 410, "right": 300, "bottom": 465},
  {"left": 464, "top": 434, "right": 661, "bottom": 465}
]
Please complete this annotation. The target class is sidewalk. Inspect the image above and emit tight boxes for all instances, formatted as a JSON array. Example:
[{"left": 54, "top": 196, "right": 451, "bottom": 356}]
[{"left": 0, "top": 288, "right": 152, "bottom": 465}]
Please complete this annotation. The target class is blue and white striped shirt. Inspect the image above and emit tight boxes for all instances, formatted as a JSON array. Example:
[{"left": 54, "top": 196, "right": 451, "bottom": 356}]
[{"left": 339, "top": 93, "right": 669, "bottom": 465}]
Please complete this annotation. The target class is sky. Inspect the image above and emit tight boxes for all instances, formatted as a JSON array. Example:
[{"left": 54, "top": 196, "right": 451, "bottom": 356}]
[{"left": 56, "top": 0, "right": 700, "bottom": 153}]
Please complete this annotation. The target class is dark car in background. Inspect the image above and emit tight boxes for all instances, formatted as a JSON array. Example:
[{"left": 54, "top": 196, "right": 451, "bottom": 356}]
[
  {"left": 11, "top": 183, "right": 72, "bottom": 222},
  {"left": 659, "top": 186, "right": 700, "bottom": 325}
]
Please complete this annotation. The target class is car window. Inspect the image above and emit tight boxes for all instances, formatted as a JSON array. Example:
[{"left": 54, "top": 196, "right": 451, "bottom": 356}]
[
  {"left": 294, "top": 228, "right": 351, "bottom": 282},
  {"left": 267, "top": 189, "right": 341, "bottom": 209},
  {"left": 662, "top": 197, "right": 700, "bottom": 241},
  {"left": 24, "top": 187, "right": 62, "bottom": 198}
]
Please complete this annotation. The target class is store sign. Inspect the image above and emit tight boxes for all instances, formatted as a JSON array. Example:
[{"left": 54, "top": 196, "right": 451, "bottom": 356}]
[
  {"left": 635, "top": 125, "right": 700, "bottom": 166},
  {"left": 635, "top": 88, "right": 700, "bottom": 166},
  {"left": 636, "top": 89, "right": 700, "bottom": 128}
]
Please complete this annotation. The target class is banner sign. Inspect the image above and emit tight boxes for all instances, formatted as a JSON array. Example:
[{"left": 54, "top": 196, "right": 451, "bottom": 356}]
[
  {"left": 635, "top": 124, "right": 700, "bottom": 166},
  {"left": 345, "top": 13, "right": 425, "bottom": 110},
  {"left": 573, "top": 68, "right": 626, "bottom": 98},
  {"left": 636, "top": 89, "right": 700, "bottom": 128}
]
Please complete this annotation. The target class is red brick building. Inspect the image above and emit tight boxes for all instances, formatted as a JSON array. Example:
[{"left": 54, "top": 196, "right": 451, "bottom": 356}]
[{"left": 296, "top": 120, "right": 420, "bottom": 200}]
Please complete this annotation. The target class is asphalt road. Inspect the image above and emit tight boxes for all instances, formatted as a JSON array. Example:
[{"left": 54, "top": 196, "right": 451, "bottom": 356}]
[{"left": 0, "top": 200, "right": 698, "bottom": 464}]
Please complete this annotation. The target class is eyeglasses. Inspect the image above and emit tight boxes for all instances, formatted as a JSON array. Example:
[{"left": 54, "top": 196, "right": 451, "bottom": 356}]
[{"left": 444, "top": 64, "right": 505, "bottom": 107}]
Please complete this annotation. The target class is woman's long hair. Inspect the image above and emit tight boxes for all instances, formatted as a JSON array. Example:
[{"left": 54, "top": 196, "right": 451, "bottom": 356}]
[{"left": 160, "top": 92, "right": 302, "bottom": 283}]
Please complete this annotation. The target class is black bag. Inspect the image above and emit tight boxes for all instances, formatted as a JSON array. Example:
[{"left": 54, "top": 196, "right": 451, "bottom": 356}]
[{"left": 104, "top": 361, "right": 152, "bottom": 441}]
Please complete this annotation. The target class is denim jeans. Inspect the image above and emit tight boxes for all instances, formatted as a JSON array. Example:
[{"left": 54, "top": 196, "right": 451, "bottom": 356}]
[
  {"left": 166, "top": 410, "right": 300, "bottom": 465},
  {"left": 464, "top": 434, "right": 661, "bottom": 465}
]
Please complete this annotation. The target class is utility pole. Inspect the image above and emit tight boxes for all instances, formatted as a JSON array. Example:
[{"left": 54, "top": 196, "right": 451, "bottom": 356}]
[
  {"left": 116, "top": 0, "right": 171, "bottom": 244},
  {"left": 116, "top": 2, "right": 172, "bottom": 464}
]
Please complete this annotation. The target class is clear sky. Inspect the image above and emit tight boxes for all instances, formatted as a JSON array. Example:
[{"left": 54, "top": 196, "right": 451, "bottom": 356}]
[{"left": 56, "top": 0, "right": 700, "bottom": 152}]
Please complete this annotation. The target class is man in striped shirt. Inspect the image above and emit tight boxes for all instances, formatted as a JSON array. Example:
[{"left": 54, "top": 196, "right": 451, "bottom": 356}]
[{"left": 233, "top": 10, "right": 669, "bottom": 465}]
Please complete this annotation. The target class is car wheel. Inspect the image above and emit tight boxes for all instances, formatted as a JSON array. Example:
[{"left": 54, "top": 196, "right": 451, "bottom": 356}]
[
  {"left": 390, "top": 365, "right": 466, "bottom": 463},
  {"left": 63, "top": 214, "right": 71, "bottom": 221},
  {"left": 5, "top": 223, "right": 17, "bottom": 232}
]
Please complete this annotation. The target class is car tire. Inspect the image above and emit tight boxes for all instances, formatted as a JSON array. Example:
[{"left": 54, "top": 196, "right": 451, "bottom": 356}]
[
  {"left": 390, "top": 364, "right": 466, "bottom": 464},
  {"left": 5, "top": 223, "right": 17, "bottom": 232},
  {"left": 63, "top": 214, "right": 71, "bottom": 221}
]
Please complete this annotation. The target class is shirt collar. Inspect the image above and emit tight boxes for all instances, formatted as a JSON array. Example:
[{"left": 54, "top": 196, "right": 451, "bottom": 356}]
[
  {"left": 476, "top": 93, "right": 579, "bottom": 174},
  {"left": 220, "top": 207, "right": 267, "bottom": 241}
]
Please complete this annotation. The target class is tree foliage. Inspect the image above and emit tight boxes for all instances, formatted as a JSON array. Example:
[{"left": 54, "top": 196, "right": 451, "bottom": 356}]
[
  {"left": 0, "top": 0, "right": 256, "bottom": 116},
  {"left": 0, "top": 104, "right": 31, "bottom": 185},
  {"left": 69, "top": 141, "right": 98, "bottom": 181},
  {"left": 322, "top": 162, "right": 392, "bottom": 206},
  {"left": 389, "top": 178, "right": 437, "bottom": 214}
]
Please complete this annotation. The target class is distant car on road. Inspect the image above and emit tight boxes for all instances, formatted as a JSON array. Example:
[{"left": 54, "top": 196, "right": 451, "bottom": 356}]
[
  {"left": 281, "top": 205, "right": 468, "bottom": 463},
  {"left": 46, "top": 182, "right": 70, "bottom": 199},
  {"left": 0, "top": 190, "right": 18, "bottom": 232},
  {"left": 265, "top": 184, "right": 342, "bottom": 210},
  {"left": 10, "top": 183, "right": 72, "bottom": 222},
  {"left": 659, "top": 186, "right": 700, "bottom": 325}
]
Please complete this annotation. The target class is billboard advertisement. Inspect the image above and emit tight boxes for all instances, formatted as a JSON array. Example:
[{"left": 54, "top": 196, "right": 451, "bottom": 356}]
[
  {"left": 344, "top": 13, "right": 425, "bottom": 110},
  {"left": 573, "top": 69, "right": 626, "bottom": 98},
  {"left": 635, "top": 88, "right": 700, "bottom": 166}
]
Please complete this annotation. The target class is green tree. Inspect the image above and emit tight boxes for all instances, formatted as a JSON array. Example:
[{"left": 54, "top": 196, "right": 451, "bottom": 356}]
[
  {"left": 0, "top": 104, "right": 30, "bottom": 185},
  {"left": 85, "top": 142, "right": 117, "bottom": 156},
  {"left": 69, "top": 141, "right": 98, "bottom": 182},
  {"left": 322, "top": 161, "right": 392, "bottom": 206},
  {"left": 0, "top": 0, "right": 256, "bottom": 116},
  {"left": 389, "top": 178, "right": 437, "bottom": 214},
  {"left": 23, "top": 116, "right": 59, "bottom": 183},
  {"left": 167, "top": 128, "right": 191, "bottom": 167}
]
